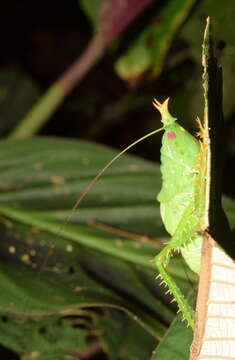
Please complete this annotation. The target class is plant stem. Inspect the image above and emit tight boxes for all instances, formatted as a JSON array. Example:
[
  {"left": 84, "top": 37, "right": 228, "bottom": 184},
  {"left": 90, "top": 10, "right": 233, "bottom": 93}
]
[{"left": 9, "top": 33, "right": 106, "bottom": 139}]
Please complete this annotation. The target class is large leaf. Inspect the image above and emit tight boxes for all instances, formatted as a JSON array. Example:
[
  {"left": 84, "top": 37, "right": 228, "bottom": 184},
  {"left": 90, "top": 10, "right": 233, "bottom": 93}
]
[
  {"left": 0, "top": 137, "right": 234, "bottom": 358},
  {"left": 0, "top": 137, "right": 181, "bottom": 358}
]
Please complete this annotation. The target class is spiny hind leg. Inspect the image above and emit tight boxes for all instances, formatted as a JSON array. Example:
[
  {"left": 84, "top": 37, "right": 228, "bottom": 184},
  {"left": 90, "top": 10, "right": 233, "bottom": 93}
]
[{"left": 154, "top": 237, "right": 195, "bottom": 329}]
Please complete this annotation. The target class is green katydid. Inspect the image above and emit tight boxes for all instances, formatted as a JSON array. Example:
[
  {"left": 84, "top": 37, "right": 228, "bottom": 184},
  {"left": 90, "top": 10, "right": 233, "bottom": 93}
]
[
  {"left": 0, "top": 97, "right": 209, "bottom": 331},
  {"left": 38, "top": 97, "right": 207, "bottom": 331},
  {"left": 65, "top": 97, "right": 208, "bottom": 330},
  {"left": 153, "top": 98, "right": 208, "bottom": 330},
  {"left": 0, "top": 98, "right": 212, "bottom": 332},
  {"left": 0, "top": 96, "right": 223, "bottom": 335}
]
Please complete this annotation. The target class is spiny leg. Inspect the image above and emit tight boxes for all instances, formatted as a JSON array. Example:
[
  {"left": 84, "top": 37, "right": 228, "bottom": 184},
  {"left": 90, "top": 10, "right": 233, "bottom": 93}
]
[{"left": 154, "top": 239, "right": 195, "bottom": 329}]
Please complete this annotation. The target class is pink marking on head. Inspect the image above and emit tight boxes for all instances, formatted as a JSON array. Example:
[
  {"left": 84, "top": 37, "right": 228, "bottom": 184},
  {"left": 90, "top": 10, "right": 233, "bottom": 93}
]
[{"left": 167, "top": 131, "right": 176, "bottom": 140}]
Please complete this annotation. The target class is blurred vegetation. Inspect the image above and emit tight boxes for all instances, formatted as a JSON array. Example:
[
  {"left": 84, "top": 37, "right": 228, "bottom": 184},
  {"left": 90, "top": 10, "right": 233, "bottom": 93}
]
[{"left": 0, "top": 1, "right": 235, "bottom": 359}]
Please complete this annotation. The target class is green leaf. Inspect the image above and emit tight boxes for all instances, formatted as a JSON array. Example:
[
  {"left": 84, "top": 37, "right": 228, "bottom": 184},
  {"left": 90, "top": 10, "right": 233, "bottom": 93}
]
[
  {"left": 202, "top": 17, "right": 235, "bottom": 259},
  {"left": 115, "top": 0, "right": 196, "bottom": 82},
  {"left": 151, "top": 313, "right": 193, "bottom": 360},
  {"left": 0, "top": 137, "right": 176, "bottom": 358},
  {"left": 79, "top": 0, "right": 102, "bottom": 27},
  {"left": 99, "top": 309, "right": 156, "bottom": 360},
  {"left": 0, "top": 314, "right": 87, "bottom": 360},
  {"left": 0, "top": 137, "right": 232, "bottom": 358}
]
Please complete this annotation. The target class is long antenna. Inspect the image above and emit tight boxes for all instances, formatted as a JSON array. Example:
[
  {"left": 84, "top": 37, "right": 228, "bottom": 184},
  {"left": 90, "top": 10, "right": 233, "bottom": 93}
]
[
  {"left": 39, "top": 126, "right": 164, "bottom": 271},
  {"left": 59, "top": 127, "right": 164, "bottom": 234}
]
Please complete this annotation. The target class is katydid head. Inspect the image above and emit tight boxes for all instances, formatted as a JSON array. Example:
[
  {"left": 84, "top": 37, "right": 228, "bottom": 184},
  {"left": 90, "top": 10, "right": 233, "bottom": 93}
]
[{"left": 153, "top": 98, "right": 177, "bottom": 126}]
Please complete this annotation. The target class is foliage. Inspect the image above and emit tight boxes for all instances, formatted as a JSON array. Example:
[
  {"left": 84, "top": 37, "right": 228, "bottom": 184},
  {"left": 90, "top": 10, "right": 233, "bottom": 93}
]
[{"left": 0, "top": 1, "right": 235, "bottom": 359}]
